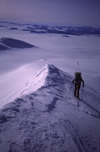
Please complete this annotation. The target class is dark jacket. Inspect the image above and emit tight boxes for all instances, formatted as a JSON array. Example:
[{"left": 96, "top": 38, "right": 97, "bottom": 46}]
[{"left": 72, "top": 77, "right": 84, "bottom": 87}]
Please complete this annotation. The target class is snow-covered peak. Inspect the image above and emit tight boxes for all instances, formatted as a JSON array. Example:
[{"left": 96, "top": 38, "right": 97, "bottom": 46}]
[
  {"left": 45, "top": 64, "right": 70, "bottom": 86},
  {"left": 22, "top": 64, "right": 71, "bottom": 96},
  {"left": 0, "top": 63, "right": 70, "bottom": 109},
  {"left": 33, "top": 64, "right": 72, "bottom": 93},
  {"left": 35, "top": 64, "right": 69, "bottom": 83}
]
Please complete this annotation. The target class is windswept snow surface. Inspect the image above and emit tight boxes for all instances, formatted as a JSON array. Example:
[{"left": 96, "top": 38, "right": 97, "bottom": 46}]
[
  {"left": 0, "top": 22, "right": 100, "bottom": 152},
  {"left": 0, "top": 61, "right": 47, "bottom": 108},
  {"left": 0, "top": 64, "right": 100, "bottom": 152},
  {"left": 0, "top": 23, "right": 100, "bottom": 93}
]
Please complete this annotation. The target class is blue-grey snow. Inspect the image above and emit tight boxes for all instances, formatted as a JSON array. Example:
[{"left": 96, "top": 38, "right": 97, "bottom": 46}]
[
  {"left": 0, "top": 21, "right": 100, "bottom": 152},
  {"left": 0, "top": 64, "right": 100, "bottom": 152},
  {"left": 0, "top": 37, "right": 34, "bottom": 50}
]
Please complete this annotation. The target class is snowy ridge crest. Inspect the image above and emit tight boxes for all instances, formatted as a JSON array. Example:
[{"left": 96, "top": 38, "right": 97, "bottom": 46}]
[
  {"left": 1, "top": 64, "right": 72, "bottom": 111},
  {"left": 0, "top": 64, "right": 99, "bottom": 152},
  {"left": 31, "top": 64, "right": 71, "bottom": 92},
  {"left": 36, "top": 64, "right": 71, "bottom": 88}
]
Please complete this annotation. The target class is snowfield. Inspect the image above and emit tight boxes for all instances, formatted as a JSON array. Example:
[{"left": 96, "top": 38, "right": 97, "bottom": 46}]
[
  {"left": 0, "top": 64, "right": 100, "bottom": 152},
  {"left": 0, "top": 22, "right": 100, "bottom": 152},
  {"left": 0, "top": 61, "right": 47, "bottom": 108}
]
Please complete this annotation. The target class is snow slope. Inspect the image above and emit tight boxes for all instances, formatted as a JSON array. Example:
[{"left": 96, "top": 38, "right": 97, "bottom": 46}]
[
  {"left": 0, "top": 64, "right": 100, "bottom": 152},
  {"left": 0, "top": 61, "right": 46, "bottom": 108},
  {"left": 0, "top": 22, "right": 100, "bottom": 94},
  {"left": 0, "top": 37, "right": 34, "bottom": 50}
]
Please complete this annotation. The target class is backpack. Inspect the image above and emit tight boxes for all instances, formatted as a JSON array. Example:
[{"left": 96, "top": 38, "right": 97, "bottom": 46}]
[
  {"left": 75, "top": 72, "right": 81, "bottom": 78},
  {"left": 74, "top": 72, "right": 82, "bottom": 85}
]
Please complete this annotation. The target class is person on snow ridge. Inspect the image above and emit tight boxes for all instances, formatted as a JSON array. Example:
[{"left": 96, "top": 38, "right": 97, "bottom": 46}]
[{"left": 72, "top": 72, "right": 84, "bottom": 99}]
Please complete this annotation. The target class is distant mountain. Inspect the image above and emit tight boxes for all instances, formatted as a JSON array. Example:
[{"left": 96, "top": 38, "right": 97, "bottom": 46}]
[
  {"left": 0, "top": 37, "right": 35, "bottom": 50},
  {"left": 9, "top": 27, "right": 18, "bottom": 30},
  {"left": 0, "top": 21, "right": 100, "bottom": 35},
  {"left": 22, "top": 25, "right": 100, "bottom": 35},
  {"left": 0, "top": 64, "right": 100, "bottom": 152}
]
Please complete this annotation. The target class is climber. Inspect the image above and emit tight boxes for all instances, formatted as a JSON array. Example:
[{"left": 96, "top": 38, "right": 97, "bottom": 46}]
[{"left": 72, "top": 72, "right": 84, "bottom": 99}]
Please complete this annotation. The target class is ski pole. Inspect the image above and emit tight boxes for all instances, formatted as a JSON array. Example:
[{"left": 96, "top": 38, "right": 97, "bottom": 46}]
[
  {"left": 69, "top": 83, "right": 73, "bottom": 95},
  {"left": 81, "top": 88, "right": 84, "bottom": 100}
]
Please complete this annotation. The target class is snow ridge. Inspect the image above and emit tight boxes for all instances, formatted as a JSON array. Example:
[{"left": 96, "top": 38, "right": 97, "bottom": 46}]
[
  {"left": 0, "top": 37, "right": 34, "bottom": 50},
  {"left": 0, "top": 64, "right": 100, "bottom": 152}
]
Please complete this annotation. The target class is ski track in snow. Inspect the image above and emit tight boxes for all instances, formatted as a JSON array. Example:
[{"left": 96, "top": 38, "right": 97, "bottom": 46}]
[{"left": 0, "top": 64, "right": 100, "bottom": 152}]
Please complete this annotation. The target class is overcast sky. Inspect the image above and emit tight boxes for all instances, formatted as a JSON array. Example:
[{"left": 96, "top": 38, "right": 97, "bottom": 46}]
[{"left": 0, "top": 0, "right": 100, "bottom": 26}]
